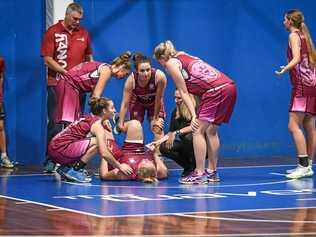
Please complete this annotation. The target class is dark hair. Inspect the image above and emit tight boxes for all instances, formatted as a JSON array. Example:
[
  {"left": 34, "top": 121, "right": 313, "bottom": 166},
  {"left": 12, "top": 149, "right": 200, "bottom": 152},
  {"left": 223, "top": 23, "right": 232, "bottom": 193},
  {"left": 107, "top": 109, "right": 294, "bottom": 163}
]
[
  {"left": 89, "top": 97, "right": 112, "bottom": 116},
  {"left": 111, "top": 51, "right": 132, "bottom": 70},
  {"left": 132, "top": 53, "right": 151, "bottom": 70}
]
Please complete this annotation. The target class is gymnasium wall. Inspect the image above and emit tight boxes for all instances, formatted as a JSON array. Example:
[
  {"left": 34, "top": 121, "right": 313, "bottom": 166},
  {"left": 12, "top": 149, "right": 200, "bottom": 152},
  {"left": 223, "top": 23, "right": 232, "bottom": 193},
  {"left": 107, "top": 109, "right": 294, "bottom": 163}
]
[
  {"left": 0, "top": 0, "right": 46, "bottom": 164},
  {"left": 0, "top": 0, "right": 315, "bottom": 164}
]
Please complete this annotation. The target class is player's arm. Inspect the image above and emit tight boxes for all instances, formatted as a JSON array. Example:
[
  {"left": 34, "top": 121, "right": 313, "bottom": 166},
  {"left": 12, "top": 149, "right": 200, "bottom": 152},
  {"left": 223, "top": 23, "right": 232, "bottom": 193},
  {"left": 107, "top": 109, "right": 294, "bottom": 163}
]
[
  {"left": 92, "top": 65, "right": 111, "bottom": 97},
  {"left": 91, "top": 122, "right": 132, "bottom": 175},
  {"left": 99, "top": 158, "right": 131, "bottom": 180},
  {"left": 275, "top": 33, "right": 301, "bottom": 76},
  {"left": 118, "top": 75, "right": 133, "bottom": 131},
  {"left": 153, "top": 70, "right": 167, "bottom": 120}
]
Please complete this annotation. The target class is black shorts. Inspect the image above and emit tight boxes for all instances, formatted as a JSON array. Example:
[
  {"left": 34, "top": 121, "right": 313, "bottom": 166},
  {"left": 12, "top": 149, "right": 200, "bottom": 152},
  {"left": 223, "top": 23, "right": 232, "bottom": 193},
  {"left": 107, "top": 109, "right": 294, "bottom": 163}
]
[{"left": 0, "top": 102, "right": 5, "bottom": 120}]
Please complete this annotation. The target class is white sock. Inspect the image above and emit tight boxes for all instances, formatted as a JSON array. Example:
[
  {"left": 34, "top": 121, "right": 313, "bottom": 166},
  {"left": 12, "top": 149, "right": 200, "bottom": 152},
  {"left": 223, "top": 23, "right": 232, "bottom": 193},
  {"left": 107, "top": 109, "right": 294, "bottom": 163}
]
[{"left": 1, "top": 152, "right": 7, "bottom": 159}]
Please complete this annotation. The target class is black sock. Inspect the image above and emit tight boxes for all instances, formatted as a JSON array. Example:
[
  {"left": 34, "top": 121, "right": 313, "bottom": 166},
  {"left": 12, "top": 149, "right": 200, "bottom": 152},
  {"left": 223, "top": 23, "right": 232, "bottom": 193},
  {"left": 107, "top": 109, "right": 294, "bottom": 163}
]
[
  {"left": 73, "top": 160, "right": 86, "bottom": 171},
  {"left": 298, "top": 156, "right": 309, "bottom": 167}
]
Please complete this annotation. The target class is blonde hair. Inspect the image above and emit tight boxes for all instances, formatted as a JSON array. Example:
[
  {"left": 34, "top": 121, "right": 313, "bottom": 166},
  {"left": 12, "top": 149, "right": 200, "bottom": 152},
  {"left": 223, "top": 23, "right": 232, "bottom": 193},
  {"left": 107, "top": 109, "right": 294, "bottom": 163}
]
[
  {"left": 153, "top": 40, "right": 177, "bottom": 61},
  {"left": 286, "top": 9, "right": 316, "bottom": 67},
  {"left": 137, "top": 162, "right": 158, "bottom": 183},
  {"left": 111, "top": 51, "right": 132, "bottom": 70},
  {"left": 175, "top": 91, "right": 199, "bottom": 121}
]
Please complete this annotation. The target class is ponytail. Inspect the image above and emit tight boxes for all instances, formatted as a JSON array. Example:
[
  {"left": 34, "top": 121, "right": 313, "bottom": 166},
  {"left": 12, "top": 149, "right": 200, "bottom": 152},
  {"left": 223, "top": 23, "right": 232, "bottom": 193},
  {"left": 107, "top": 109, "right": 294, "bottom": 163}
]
[{"left": 301, "top": 23, "right": 316, "bottom": 68}]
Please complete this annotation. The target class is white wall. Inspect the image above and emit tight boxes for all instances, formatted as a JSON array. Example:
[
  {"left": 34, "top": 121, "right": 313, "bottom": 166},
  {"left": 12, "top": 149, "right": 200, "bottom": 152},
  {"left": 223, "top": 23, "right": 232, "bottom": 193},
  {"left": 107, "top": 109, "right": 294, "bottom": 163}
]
[{"left": 46, "top": 0, "right": 73, "bottom": 28}]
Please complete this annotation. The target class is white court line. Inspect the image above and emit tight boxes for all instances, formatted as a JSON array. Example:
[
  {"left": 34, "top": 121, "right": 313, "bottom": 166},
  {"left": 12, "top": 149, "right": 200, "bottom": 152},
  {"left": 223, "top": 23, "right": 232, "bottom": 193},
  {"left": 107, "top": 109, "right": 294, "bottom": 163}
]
[
  {"left": 61, "top": 178, "right": 294, "bottom": 189},
  {"left": 0, "top": 173, "right": 53, "bottom": 178},
  {"left": 297, "top": 198, "right": 316, "bottom": 201},
  {"left": 0, "top": 194, "right": 105, "bottom": 218},
  {"left": 270, "top": 172, "right": 287, "bottom": 176},
  {"left": 174, "top": 213, "right": 316, "bottom": 223},
  {"left": 0, "top": 194, "right": 315, "bottom": 218}
]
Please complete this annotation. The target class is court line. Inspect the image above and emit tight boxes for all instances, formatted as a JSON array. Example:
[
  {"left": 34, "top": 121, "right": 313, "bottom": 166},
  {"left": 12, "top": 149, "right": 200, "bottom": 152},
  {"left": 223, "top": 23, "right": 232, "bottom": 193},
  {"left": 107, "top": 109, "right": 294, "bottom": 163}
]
[
  {"left": 174, "top": 213, "right": 316, "bottom": 223},
  {"left": 0, "top": 173, "right": 54, "bottom": 177},
  {"left": 0, "top": 194, "right": 105, "bottom": 218},
  {"left": 0, "top": 194, "right": 315, "bottom": 218},
  {"left": 61, "top": 178, "right": 294, "bottom": 189}
]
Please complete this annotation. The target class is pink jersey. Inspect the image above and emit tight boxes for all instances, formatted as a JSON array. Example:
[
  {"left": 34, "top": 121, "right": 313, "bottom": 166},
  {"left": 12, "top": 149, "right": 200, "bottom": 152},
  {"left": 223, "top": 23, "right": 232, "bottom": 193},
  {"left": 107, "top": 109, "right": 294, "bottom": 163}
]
[
  {"left": 287, "top": 31, "right": 316, "bottom": 97},
  {"left": 49, "top": 114, "right": 99, "bottom": 150},
  {"left": 107, "top": 141, "right": 154, "bottom": 179},
  {"left": 131, "top": 69, "right": 158, "bottom": 105},
  {"left": 175, "top": 54, "right": 233, "bottom": 96},
  {"left": 61, "top": 61, "right": 107, "bottom": 92}
]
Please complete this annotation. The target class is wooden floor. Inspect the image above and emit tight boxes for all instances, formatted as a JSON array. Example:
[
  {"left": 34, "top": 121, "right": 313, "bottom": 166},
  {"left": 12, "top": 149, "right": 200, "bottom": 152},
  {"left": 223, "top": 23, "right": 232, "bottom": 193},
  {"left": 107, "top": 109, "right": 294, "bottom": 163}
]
[{"left": 0, "top": 156, "right": 315, "bottom": 236}]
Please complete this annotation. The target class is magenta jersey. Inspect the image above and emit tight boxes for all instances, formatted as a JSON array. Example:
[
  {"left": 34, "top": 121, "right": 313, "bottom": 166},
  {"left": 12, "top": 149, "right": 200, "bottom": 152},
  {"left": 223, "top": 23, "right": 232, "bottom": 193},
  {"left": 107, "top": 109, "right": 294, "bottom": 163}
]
[
  {"left": 107, "top": 142, "right": 154, "bottom": 179},
  {"left": 287, "top": 31, "right": 316, "bottom": 97},
  {"left": 62, "top": 61, "right": 108, "bottom": 92},
  {"left": 131, "top": 69, "right": 158, "bottom": 105},
  {"left": 50, "top": 114, "right": 99, "bottom": 150},
  {"left": 175, "top": 53, "right": 233, "bottom": 96}
]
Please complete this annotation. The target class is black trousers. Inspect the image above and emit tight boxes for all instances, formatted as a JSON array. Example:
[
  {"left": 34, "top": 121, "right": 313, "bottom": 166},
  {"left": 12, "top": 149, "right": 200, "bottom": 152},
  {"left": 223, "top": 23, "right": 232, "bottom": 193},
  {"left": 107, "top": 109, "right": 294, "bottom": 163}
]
[{"left": 159, "top": 136, "right": 196, "bottom": 172}]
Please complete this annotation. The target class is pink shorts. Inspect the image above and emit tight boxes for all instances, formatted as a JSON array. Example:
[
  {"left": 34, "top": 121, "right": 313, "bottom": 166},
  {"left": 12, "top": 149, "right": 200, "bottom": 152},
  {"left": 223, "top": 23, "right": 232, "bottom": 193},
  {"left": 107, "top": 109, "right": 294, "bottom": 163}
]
[
  {"left": 289, "top": 94, "right": 316, "bottom": 115},
  {"left": 129, "top": 101, "right": 166, "bottom": 123},
  {"left": 55, "top": 78, "right": 81, "bottom": 124},
  {"left": 198, "top": 83, "right": 237, "bottom": 125},
  {"left": 48, "top": 138, "right": 91, "bottom": 165}
]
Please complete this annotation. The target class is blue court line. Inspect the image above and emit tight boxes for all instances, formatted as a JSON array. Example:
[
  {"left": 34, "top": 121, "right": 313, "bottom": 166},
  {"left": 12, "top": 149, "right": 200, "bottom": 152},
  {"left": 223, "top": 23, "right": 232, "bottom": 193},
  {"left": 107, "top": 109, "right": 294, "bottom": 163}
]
[{"left": 0, "top": 165, "right": 315, "bottom": 217}]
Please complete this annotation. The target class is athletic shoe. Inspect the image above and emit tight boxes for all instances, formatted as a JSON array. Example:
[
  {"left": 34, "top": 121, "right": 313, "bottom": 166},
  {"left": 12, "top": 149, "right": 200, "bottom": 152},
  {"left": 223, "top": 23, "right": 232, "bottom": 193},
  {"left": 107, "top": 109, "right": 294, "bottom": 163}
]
[
  {"left": 56, "top": 166, "right": 71, "bottom": 179},
  {"left": 287, "top": 160, "right": 313, "bottom": 174},
  {"left": 178, "top": 171, "right": 208, "bottom": 184},
  {"left": 112, "top": 113, "right": 121, "bottom": 135},
  {"left": 64, "top": 167, "right": 92, "bottom": 183},
  {"left": 0, "top": 156, "right": 14, "bottom": 168},
  {"left": 286, "top": 165, "right": 299, "bottom": 174},
  {"left": 205, "top": 169, "right": 220, "bottom": 182},
  {"left": 286, "top": 165, "right": 313, "bottom": 179},
  {"left": 43, "top": 159, "right": 58, "bottom": 173}
]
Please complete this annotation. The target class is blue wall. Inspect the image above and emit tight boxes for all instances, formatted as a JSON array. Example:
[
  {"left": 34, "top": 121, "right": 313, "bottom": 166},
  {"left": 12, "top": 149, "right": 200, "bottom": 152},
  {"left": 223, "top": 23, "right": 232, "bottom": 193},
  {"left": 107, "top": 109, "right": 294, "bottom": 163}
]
[
  {"left": 0, "top": 0, "right": 316, "bottom": 164},
  {"left": 0, "top": 0, "right": 46, "bottom": 164}
]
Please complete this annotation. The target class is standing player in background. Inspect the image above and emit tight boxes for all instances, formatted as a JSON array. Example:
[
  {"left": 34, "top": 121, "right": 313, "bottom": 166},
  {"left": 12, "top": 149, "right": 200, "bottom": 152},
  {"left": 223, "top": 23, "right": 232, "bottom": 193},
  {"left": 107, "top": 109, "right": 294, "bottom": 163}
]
[
  {"left": 275, "top": 9, "right": 316, "bottom": 179},
  {"left": 117, "top": 53, "right": 167, "bottom": 142},
  {"left": 154, "top": 40, "right": 237, "bottom": 184},
  {"left": 0, "top": 56, "right": 14, "bottom": 168},
  {"left": 55, "top": 52, "right": 131, "bottom": 125},
  {"left": 41, "top": 2, "right": 93, "bottom": 143}
]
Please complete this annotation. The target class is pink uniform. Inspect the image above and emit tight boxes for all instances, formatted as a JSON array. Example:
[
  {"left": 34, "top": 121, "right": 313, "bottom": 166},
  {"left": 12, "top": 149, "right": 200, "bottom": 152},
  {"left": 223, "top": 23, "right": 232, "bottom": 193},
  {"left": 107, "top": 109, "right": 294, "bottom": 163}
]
[
  {"left": 175, "top": 53, "right": 237, "bottom": 125},
  {"left": 55, "top": 61, "right": 107, "bottom": 123},
  {"left": 0, "top": 57, "right": 4, "bottom": 103},
  {"left": 129, "top": 69, "right": 166, "bottom": 123},
  {"left": 288, "top": 31, "right": 316, "bottom": 114},
  {"left": 40, "top": 20, "right": 92, "bottom": 86},
  {"left": 106, "top": 140, "right": 154, "bottom": 179},
  {"left": 48, "top": 114, "right": 99, "bottom": 165}
]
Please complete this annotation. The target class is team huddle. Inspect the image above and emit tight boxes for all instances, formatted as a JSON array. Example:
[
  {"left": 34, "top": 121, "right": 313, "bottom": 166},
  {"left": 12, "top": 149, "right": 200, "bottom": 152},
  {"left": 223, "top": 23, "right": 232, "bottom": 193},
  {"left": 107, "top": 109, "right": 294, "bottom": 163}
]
[{"left": 0, "top": 4, "right": 312, "bottom": 185}]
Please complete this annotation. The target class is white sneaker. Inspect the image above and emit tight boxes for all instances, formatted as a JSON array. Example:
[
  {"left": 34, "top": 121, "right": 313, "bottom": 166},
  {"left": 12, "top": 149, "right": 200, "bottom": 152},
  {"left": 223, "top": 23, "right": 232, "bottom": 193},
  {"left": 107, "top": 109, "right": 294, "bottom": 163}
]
[
  {"left": 286, "top": 165, "right": 299, "bottom": 174},
  {"left": 0, "top": 156, "right": 14, "bottom": 168},
  {"left": 286, "top": 166, "right": 312, "bottom": 179}
]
